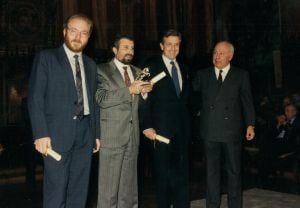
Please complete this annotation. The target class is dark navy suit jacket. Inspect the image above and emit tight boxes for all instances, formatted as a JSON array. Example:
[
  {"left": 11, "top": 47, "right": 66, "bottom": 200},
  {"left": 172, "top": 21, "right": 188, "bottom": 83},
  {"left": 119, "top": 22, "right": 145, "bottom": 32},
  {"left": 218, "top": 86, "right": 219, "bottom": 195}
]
[
  {"left": 140, "top": 55, "right": 191, "bottom": 139},
  {"left": 28, "top": 46, "right": 99, "bottom": 152}
]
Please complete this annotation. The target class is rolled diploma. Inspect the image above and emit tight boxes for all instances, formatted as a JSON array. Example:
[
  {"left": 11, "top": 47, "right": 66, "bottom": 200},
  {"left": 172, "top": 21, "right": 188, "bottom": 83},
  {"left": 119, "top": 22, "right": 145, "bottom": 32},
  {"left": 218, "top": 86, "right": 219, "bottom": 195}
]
[
  {"left": 46, "top": 149, "right": 62, "bottom": 161},
  {"left": 151, "top": 71, "right": 166, "bottom": 84},
  {"left": 155, "top": 134, "right": 170, "bottom": 144}
]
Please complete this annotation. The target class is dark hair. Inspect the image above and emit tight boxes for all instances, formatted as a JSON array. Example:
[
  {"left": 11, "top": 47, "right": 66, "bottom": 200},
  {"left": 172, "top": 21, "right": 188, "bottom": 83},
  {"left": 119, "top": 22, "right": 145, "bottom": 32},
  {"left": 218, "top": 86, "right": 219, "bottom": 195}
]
[
  {"left": 63, "top": 13, "right": 93, "bottom": 33},
  {"left": 160, "top": 29, "right": 182, "bottom": 44},
  {"left": 112, "top": 34, "right": 134, "bottom": 49}
]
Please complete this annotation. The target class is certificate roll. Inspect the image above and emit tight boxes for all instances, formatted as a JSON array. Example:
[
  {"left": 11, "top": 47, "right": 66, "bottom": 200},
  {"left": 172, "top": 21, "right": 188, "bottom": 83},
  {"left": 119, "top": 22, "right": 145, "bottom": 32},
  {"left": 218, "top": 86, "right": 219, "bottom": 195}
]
[
  {"left": 46, "top": 149, "right": 62, "bottom": 161},
  {"left": 155, "top": 134, "right": 170, "bottom": 144},
  {"left": 151, "top": 71, "right": 166, "bottom": 84}
]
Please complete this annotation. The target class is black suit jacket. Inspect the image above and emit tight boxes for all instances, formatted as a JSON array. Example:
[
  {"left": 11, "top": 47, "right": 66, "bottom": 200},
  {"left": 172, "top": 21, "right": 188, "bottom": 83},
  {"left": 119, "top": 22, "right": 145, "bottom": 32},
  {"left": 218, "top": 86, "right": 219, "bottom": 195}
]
[
  {"left": 28, "top": 46, "right": 99, "bottom": 152},
  {"left": 194, "top": 66, "right": 255, "bottom": 142},
  {"left": 273, "top": 116, "right": 300, "bottom": 154},
  {"left": 140, "top": 55, "right": 191, "bottom": 140}
]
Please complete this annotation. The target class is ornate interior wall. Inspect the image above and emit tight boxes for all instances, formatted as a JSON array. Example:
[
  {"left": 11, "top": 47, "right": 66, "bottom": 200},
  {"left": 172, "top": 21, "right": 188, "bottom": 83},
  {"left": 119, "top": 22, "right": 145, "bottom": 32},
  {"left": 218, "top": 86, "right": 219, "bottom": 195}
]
[{"left": 0, "top": 0, "right": 299, "bottom": 126}]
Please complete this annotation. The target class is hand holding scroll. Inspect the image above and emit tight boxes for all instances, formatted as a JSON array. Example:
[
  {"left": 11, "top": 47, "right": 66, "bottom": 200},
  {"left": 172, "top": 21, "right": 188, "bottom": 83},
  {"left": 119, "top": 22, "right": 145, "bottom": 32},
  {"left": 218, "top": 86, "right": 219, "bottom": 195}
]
[
  {"left": 34, "top": 137, "right": 61, "bottom": 161},
  {"left": 143, "top": 128, "right": 170, "bottom": 144}
]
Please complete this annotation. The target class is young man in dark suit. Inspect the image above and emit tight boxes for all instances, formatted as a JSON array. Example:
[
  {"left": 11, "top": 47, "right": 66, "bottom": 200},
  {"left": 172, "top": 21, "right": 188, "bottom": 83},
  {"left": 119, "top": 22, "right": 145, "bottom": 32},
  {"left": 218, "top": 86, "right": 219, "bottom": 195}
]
[
  {"left": 141, "top": 29, "right": 191, "bottom": 208},
  {"left": 28, "top": 14, "right": 100, "bottom": 208},
  {"left": 193, "top": 41, "right": 255, "bottom": 208}
]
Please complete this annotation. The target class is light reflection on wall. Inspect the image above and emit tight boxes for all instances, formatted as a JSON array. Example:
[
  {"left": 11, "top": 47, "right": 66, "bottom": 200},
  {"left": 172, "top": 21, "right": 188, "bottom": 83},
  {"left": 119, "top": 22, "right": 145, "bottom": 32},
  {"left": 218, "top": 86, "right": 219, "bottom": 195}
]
[{"left": 8, "top": 84, "right": 22, "bottom": 125}]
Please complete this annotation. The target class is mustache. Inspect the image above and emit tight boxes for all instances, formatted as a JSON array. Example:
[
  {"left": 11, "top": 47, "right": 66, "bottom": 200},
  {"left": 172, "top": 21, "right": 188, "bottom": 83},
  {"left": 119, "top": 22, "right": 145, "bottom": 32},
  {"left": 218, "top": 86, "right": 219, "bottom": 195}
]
[
  {"left": 71, "top": 40, "right": 82, "bottom": 44},
  {"left": 124, "top": 54, "right": 133, "bottom": 58}
]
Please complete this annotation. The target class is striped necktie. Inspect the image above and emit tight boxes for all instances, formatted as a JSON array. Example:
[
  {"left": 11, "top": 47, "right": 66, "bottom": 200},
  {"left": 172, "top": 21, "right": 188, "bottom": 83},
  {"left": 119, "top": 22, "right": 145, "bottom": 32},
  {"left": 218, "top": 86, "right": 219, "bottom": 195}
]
[{"left": 74, "top": 55, "right": 84, "bottom": 120}]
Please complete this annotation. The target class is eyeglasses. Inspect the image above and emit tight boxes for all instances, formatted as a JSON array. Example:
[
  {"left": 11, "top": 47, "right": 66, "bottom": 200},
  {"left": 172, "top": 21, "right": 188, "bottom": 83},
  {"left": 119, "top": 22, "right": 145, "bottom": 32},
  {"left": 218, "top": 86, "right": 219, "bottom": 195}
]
[{"left": 67, "top": 27, "right": 90, "bottom": 37}]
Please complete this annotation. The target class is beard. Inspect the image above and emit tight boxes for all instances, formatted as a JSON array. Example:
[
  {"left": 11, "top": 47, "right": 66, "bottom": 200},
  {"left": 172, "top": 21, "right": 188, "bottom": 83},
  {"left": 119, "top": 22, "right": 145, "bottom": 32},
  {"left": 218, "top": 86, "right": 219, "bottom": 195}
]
[
  {"left": 64, "top": 35, "right": 87, "bottom": 53},
  {"left": 120, "top": 54, "right": 133, "bottom": 64}
]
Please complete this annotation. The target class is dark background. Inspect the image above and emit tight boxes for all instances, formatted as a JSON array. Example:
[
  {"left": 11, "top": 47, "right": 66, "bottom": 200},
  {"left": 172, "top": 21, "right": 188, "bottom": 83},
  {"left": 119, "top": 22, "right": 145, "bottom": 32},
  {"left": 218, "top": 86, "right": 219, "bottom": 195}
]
[{"left": 0, "top": 0, "right": 299, "bottom": 169}]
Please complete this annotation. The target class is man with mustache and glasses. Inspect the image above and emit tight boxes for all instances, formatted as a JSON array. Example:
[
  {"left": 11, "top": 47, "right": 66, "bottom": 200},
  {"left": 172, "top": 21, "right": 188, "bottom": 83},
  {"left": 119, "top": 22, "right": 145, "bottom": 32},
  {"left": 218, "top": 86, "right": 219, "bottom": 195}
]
[
  {"left": 96, "top": 35, "right": 152, "bottom": 208},
  {"left": 28, "top": 14, "right": 100, "bottom": 208}
]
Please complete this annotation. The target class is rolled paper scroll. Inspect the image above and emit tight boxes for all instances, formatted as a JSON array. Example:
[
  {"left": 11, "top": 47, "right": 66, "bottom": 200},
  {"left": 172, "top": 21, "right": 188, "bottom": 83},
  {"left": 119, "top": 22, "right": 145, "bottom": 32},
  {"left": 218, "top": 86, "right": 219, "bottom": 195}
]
[
  {"left": 151, "top": 71, "right": 166, "bottom": 84},
  {"left": 155, "top": 134, "right": 170, "bottom": 144},
  {"left": 45, "top": 148, "right": 62, "bottom": 161}
]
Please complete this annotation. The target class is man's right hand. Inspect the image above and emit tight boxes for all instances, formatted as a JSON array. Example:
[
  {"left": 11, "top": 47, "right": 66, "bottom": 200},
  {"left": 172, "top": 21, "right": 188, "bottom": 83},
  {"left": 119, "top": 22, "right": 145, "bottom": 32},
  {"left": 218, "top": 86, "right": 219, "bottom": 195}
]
[
  {"left": 143, "top": 128, "right": 156, "bottom": 140},
  {"left": 34, "top": 137, "right": 52, "bottom": 155},
  {"left": 129, "top": 81, "right": 149, "bottom": 94}
]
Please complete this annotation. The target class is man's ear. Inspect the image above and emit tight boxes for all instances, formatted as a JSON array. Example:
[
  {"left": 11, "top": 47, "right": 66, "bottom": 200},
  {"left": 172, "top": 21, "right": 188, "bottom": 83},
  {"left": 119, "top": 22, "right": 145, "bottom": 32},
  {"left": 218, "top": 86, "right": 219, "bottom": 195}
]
[
  {"left": 159, "top": 43, "right": 164, "bottom": 51},
  {"left": 112, "top": 47, "right": 117, "bottom": 55}
]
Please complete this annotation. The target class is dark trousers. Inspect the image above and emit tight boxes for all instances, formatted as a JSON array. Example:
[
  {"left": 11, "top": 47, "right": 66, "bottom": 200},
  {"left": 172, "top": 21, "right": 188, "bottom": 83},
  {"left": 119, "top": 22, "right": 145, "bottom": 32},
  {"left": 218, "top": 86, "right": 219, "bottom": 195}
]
[
  {"left": 43, "top": 117, "right": 93, "bottom": 208},
  {"left": 153, "top": 132, "right": 189, "bottom": 208},
  {"left": 204, "top": 141, "right": 242, "bottom": 208}
]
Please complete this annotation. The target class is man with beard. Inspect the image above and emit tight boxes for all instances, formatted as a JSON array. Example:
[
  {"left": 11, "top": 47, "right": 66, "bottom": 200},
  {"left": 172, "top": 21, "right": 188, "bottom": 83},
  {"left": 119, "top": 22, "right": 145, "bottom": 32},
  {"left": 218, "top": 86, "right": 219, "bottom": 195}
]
[
  {"left": 96, "top": 35, "right": 152, "bottom": 208},
  {"left": 28, "top": 14, "right": 100, "bottom": 208}
]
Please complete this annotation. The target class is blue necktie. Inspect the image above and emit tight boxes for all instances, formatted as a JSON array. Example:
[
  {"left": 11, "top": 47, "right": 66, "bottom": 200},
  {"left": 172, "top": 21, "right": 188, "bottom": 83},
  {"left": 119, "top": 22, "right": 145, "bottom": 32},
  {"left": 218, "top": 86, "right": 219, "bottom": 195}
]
[{"left": 170, "top": 61, "right": 180, "bottom": 97}]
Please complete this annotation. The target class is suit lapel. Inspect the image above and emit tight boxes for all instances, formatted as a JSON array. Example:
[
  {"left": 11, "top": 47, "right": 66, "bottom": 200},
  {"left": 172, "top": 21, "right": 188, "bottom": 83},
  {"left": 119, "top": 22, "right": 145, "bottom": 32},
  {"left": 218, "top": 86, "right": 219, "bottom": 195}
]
[
  {"left": 130, "top": 65, "right": 138, "bottom": 80},
  {"left": 218, "top": 67, "right": 237, "bottom": 94},
  {"left": 208, "top": 68, "right": 219, "bottom": 98},
  {"left": 108, "top": 61, "right": 126, "bottom": 88},
  {"left": 82, "top": 56, "right": 92, "bottom": 103},
  {"left": 57, "top": 47, "right": 77, "bottom": 97},
  {"left": 160, "top": 57, "right": 180, "bottom": 98},
  {"left": 178, "top": 62, "right": 189, "bottom": 96}
]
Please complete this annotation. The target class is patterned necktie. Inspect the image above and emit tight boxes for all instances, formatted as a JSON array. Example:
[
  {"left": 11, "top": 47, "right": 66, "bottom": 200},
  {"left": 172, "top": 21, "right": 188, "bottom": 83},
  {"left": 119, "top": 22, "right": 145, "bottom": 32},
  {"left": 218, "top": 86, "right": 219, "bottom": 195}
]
[
  {"left": 217, "top": 70, "right": 223, "bottom": 88},
  {"left": 170, "top": 61, "right": 180, "bottom": 97},
  {"left": 74, "top": 55, "right": 84, "bottom": 119},
  {"left": 123, "top": 66, "right": 131, "bottom": 87}
]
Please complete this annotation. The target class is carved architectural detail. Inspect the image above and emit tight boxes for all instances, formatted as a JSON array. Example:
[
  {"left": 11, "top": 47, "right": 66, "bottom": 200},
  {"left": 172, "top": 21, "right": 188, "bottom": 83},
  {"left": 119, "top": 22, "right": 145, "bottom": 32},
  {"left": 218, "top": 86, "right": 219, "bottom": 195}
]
[{"left": 0, "top": 0, "right": 60, "bottom": 56}]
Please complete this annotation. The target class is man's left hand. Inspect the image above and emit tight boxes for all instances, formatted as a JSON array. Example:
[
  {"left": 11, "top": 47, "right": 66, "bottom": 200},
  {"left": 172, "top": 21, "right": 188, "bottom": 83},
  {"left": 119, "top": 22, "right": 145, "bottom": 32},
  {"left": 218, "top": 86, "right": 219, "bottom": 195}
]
[{"left": 93, "top": 138, "right": 101, "bottom": 153}]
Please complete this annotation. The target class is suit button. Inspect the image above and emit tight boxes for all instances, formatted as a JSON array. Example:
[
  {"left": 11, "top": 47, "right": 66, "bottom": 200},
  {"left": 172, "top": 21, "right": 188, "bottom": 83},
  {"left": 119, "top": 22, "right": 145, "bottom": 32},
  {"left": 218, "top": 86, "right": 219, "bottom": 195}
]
[
  {"left": 210, "top": 105, "right": 214, "bottom": 110},
  {"left": 73, "top": 116, "right": 77, "bottom": 120},
  {"left": 224, "top": 117, "right": 228, "bottom": 120},
  {"left": 74, "top": 101, "right": 77, "bottom": 105}
]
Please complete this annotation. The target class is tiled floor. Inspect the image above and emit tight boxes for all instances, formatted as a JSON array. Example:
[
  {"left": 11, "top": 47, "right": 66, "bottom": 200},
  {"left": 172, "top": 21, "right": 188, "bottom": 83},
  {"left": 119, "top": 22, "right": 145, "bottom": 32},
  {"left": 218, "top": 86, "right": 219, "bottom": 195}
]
[
  {"left": 1, "top": 158, "right": 299, "bottom": 207},
  {"left": 191, "top": 188, "right": 300, "bottom": 208},
  {"left": 0, "top": 159, "right": 204, "bottom": 208}
]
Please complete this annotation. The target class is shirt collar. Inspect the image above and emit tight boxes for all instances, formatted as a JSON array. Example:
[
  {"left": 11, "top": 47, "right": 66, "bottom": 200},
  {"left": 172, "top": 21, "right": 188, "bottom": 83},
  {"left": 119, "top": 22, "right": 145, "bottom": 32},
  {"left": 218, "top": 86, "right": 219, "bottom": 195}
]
[
  {"left": 214, "top": 64, "right": 230, "bottom": 74},
  {"left": 162, "top": 54, "right": 177, "bottom": 66},
  {"left": 289, "top": 117, "right": 296, "bottom": 124},
  {"left": 114, "top": 58, "right": 129, "bottom": 70}
]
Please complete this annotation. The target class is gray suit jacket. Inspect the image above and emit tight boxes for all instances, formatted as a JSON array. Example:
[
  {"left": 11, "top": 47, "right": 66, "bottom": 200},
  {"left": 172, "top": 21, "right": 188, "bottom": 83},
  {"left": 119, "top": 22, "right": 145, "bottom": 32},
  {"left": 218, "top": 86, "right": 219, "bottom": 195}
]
[{"left": 96, "top": 60, "right": 141, "bottom": 148}]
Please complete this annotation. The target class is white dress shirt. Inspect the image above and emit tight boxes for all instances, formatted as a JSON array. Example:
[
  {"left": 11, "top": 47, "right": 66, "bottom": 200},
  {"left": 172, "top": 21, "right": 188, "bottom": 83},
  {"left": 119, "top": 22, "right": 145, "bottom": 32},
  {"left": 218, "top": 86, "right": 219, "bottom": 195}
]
[
  {"left": 114, "top": 58, "right": 135, "bottom": 83},
  {"left": 162, "top": 54, "right": 183, "bottom": 90},
  {"left": 214, "top": 64, "right": 230, "bottom": 81},
  {"left": 63, "top": 44, "right": 90, "bottom": 115}
]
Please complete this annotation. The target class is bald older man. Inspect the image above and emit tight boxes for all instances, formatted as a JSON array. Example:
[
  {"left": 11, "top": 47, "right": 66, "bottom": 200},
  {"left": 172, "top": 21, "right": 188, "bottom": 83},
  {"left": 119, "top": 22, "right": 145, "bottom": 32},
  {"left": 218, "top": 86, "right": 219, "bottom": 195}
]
[{"left": 193, "top": 41, "right": 255, "bottom": 208}]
